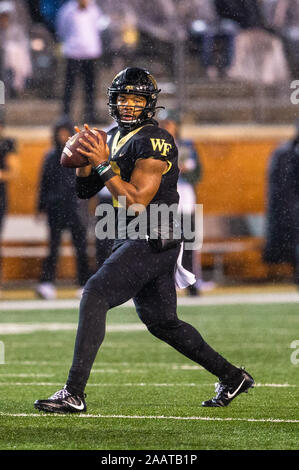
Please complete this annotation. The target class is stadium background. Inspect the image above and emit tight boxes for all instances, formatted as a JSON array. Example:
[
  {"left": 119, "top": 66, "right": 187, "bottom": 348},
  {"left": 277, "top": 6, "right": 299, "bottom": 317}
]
[{"left": 1, "top": 0, "right": 298, "bottom": 292}]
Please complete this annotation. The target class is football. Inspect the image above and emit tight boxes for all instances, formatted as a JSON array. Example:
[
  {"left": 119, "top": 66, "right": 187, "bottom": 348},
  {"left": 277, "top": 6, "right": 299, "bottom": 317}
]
[{"left": 60, "top": 129, "right": 107, "bottom": 168}]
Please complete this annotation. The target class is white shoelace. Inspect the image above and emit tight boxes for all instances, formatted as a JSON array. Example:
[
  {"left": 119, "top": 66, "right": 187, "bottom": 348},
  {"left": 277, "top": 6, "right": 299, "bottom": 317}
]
[{"left": 49, "top": 387, "right": 71, "bottom": 400}]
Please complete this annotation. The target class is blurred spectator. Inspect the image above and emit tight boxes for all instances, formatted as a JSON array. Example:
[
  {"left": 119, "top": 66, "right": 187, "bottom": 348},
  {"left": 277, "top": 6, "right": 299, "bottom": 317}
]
[
  {"left": 0, "top": 113, "right": 19, "bottom": 293},
  {"left": 214, "top": 0, "right": 291, "bottom": 84},
  {"left": 260, "top": 0, "right": 278, "bottom": 30},
  {"left": 131, "top": 0, "right": 177, "bottom": 44},
  {"left": 228, "top": 27, "right": 290, "bottom": 84},
  {"left": 39, "top": 0, "right": 68, "bottom": 36},
  {"left": 27, "top": 0, "right": 44, "bottom": 23},
  {"left": 214, "top": 0, "right": 265, "bottom": 29},
  {"left": 188, "top": 0, "right": 239, "bottom": 79},
  {"left": 56, "top": 0, "right": 104, "bottom": 123},
  {"left": 36, "top": 117, "right": 90, "bottom": 300},
  {"left": 96, "top": 0, "right": 138, "bottom": 69},
  {"left": 269, "top": 0, "right": 299, "bottom": 76},
  {"left": 0, "top": 1, "right": 32, "bottom": 97},
  {"left": 130, "top": 0, "right": 182, "bottom": 71},
  {"left": 6, "top": 0, "right": 32, "bottom": 31},
  {"left": 263, "top": 121, "right": 299, "bottom": 288},
  {"left": 29, "top": 23, "right": 58, "bottom": 99},
  {"left": 159, "top": 110, "right": 202, "bottom": 296},
  {"left": 271, "top": 0, "right": 299, "bottom": 30}
]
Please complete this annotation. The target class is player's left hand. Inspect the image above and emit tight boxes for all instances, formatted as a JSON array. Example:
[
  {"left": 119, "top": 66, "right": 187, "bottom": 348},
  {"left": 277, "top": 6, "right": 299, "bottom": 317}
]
[{"left": 77, "top": 123, "right": 109, "bottom": 167}]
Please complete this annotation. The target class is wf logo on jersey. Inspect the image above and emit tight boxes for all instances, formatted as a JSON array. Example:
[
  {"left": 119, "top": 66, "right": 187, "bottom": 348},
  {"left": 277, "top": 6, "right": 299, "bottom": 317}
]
[{"left": 150, "top": 138, "right": 172, "bottom": 157}]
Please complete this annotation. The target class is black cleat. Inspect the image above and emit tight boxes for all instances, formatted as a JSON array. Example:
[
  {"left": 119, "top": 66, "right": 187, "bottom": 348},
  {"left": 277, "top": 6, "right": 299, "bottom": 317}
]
[
  {"left": 202, "top": 368, "right": 255, "bottom": 407},
  {"left": 34, "top": 386, "right": 87, "bottom": 413}
]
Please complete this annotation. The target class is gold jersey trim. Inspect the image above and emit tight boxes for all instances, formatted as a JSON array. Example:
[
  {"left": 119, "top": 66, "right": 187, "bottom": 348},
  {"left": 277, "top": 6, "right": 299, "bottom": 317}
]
[
  {"left": 110, "top": 125, "right": 148, "bottom": 159},
  {"left": 163, "top": 160, "right": 172, "bottom": 174},
  {"left": 109, "top": 161, "right": 122, "bottom": 207},
  {"left": 109, "top": 124, "right": 167, "bottom": 207}
]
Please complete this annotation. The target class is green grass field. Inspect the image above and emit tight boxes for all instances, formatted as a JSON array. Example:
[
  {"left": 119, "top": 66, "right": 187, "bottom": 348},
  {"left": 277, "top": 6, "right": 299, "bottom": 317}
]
[{"left": 0, "top": 302, "right": 298, "bottom": 450}]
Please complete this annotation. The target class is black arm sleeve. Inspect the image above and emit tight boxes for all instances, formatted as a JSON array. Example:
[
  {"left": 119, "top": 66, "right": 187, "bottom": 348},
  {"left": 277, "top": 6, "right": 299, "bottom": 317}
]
[{"left": 76, "top": 169, "right": 105, "bottom": 199}]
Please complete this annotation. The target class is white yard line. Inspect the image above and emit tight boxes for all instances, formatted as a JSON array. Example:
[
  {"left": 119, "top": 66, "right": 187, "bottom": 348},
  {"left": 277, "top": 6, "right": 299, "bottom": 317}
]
[
  {"left": 0, "top": 299, "right": 80, "bottom": 310},
  {"left": 0, "top": 374, "right": 54, "bottom": 378},
  {"left": 6, "top": 361, "right": 208, "bottom": 367},
  {"left": 0, "top": 382, "right": 202, "bottom": 387},
  {"left": 0, "top": 412, "right": 298, "bottom": 424},
  {"left": 0, "top": 323, "right": 145, "bottom": 334},
  {"left": 0, "top": 292, "right": 298, "bottom": 311},
  {"left": 0, "top": 382, "right": 296, "bottom": 388},
  {"left": 0, "top": 299, "right": 79, "bottom": 311}
]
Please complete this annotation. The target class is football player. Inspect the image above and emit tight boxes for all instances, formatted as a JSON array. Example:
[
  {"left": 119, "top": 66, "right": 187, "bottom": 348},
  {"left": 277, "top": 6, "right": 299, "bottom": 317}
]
[{"left": 34, "top": 67, "right": 254, "bottom": 413}]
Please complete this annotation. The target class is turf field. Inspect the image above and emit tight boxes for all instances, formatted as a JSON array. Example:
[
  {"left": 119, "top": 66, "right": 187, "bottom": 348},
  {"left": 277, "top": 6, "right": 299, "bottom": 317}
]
[{"left": 0, "top": 301, "right": 298, "bottom": 450}]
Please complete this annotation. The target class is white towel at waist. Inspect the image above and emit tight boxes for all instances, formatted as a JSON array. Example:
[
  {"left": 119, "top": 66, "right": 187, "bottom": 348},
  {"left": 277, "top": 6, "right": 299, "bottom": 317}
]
[{"left": 175, "top": 242, "right": 196, "bottom": 289}]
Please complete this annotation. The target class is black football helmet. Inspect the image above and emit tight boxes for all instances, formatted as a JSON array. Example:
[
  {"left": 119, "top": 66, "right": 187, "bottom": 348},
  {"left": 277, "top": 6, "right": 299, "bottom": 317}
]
[{"left": 107, "top": 67, "right": 161, "bottom": 129}]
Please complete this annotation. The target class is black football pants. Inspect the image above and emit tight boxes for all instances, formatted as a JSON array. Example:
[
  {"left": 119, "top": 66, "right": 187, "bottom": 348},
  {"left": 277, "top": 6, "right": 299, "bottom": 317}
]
[
  {"left": 40, "top": 209, "right": 89, "bottom": 287},
  {"left": 66, "top": 239, "right": 239, "bottom": 394},
  {"left": 63, "top": 58, "right": 97, "bottom": 119}
]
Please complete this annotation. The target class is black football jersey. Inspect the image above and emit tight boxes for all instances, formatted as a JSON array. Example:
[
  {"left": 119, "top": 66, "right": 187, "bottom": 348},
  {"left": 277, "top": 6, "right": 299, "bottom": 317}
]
[
  {"left": 76, "top": 120, "right": 179, "bottom": 206},
  {"left": 107, "top": 120, "right": 179, "bottom": 208},
  {"left": 76, "top": 120, "right": 180, "bottom": 239}
]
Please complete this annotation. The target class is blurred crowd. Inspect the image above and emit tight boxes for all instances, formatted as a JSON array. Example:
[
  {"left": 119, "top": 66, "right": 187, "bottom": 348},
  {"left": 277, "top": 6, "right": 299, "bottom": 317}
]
[
  {"left": 0, "top": 0, "right": 299, "bottom": 103},
  {"left": 1, "top": 0, "right": 299, "bottom": 295}
]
